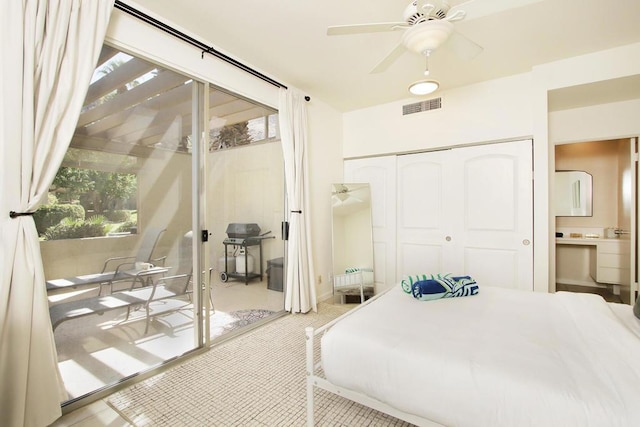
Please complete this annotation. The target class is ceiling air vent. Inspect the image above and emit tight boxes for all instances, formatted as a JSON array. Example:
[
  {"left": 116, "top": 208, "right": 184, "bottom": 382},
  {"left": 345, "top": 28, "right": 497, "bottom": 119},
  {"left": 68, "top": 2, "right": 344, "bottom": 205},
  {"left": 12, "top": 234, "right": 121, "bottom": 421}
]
[{"left": 402, "top": 97, "right": 442, "bottom": 115}]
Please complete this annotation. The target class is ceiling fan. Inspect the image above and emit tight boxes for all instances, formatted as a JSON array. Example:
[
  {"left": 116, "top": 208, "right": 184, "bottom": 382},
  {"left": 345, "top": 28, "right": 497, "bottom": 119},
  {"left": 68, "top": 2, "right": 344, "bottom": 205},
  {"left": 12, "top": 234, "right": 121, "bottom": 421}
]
[
  {"left": 332, "top": 183, "right": 370, "bottom": 206},
  {"left": 327, "top": 0, "right": 483, "bottom": 74}
]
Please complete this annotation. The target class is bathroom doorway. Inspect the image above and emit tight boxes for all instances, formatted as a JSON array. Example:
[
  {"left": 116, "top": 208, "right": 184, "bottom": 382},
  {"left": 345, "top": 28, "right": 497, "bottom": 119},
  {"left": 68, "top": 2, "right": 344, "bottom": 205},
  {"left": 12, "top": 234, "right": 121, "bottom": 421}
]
[{"left": 554, "top": 138, "right": 636, "bottom": 304}]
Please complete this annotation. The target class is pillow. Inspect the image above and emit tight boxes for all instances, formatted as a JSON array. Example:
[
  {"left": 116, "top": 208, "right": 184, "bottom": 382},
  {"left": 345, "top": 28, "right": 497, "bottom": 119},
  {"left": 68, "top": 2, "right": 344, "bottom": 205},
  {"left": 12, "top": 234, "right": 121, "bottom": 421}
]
[
  {"left": 403, "top": 274, "right": 479, "bottom": 301},
  {"left": 634, "top": 293, "right": 640, "bottom": 320}
]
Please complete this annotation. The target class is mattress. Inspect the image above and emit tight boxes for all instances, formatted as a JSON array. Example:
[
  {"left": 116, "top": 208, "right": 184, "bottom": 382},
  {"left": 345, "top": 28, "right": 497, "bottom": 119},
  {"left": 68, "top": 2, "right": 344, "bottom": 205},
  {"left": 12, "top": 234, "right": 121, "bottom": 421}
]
[{"left": 321, "top": 285, "right": 640, "bottom": 426}]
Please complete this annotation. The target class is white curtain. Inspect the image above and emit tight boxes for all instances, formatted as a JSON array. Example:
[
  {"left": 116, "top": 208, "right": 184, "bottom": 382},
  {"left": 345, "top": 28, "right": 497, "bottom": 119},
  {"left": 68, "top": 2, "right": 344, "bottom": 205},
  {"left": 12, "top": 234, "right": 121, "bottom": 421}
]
[
  {"left": 0, "top": 1, "right": 114, "bottom": 426},
  {"left": 279, "top": 88, "right": 318, "bottom": 313}
]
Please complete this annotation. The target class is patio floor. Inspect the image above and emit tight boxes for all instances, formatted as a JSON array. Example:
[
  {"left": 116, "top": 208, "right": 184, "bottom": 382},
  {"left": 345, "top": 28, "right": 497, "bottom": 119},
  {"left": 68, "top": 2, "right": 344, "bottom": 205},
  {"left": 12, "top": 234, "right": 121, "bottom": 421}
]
[{"left": 51, "top": 274, "right": 284, "bottom": 400}]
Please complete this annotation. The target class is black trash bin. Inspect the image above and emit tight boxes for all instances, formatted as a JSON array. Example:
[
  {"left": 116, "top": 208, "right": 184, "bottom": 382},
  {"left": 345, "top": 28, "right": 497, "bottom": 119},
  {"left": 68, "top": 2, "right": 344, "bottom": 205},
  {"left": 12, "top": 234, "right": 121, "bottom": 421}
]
[{"left": 267, "top": 257, "right": 284, "bottom": 292}]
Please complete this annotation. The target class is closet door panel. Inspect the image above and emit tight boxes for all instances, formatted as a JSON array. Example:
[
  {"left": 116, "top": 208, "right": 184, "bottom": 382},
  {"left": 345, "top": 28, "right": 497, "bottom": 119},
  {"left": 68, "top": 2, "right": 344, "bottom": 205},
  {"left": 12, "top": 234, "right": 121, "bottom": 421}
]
[
  {"left": 345, "top": 156, "right": 397, "bottom": 290},
  {"left": 455, "top": 140, "right": 533, "bottom": 290},
  {"left": 464, "top": 247, "right": 518, "bottom": 289},
  {"left": 396, "top": 151, "right": 454, "bottom": 277},
  {"left": 399, "top": 159, "right": 442, "bottom": 229},
  {"left": 465, "top": 156, "right": 517, "bottom": 231},
  {"left": 399, "top": 242, "right": 443, "bottom": 276}
]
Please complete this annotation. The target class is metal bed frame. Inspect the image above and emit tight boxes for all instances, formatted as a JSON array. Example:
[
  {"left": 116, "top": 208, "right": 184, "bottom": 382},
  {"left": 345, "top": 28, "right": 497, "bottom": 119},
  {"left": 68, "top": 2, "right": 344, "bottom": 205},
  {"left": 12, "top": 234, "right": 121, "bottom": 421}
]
[{"left": 304, "top": 290, "right": 442, "bottom": 427}]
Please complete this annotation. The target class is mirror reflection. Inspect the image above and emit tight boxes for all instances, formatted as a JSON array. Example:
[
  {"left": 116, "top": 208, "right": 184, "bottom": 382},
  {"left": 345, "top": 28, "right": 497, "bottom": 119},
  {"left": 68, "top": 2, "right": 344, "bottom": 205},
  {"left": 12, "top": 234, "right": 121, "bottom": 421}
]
[
  {"left": 555, "top": 170, "right": 593, "bottom": 217},
  {"left": 331, "top": 183, "right": 374, "bottom": 303}
]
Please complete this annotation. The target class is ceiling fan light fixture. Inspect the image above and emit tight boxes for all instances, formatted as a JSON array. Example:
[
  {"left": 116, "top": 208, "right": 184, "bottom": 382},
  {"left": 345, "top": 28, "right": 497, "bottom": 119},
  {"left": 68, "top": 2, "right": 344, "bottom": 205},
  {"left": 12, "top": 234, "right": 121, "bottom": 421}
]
[
  {"left": 401, "top": 20, "right": 454, "bottom": 54},
  {"left": 409, "top": 79, "right": 439, "bottom": 96}
]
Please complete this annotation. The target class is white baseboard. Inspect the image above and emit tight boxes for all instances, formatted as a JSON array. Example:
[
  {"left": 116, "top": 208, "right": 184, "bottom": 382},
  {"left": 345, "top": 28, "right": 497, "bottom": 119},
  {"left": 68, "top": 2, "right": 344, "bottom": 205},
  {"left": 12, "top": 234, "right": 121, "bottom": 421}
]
[
  {"left": 556, "top": 278, "right": 605, "bottom": 288},
  {"left": 317, "top": 290, "right": 334, "bottom": 303}
]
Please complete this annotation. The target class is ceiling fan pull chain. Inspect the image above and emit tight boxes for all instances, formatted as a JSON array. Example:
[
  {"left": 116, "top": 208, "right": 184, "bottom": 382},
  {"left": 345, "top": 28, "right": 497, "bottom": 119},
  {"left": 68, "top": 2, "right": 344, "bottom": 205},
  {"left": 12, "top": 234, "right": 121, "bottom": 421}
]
[{"left": 424, "top": 50, "right": 431, "bottom": 76}]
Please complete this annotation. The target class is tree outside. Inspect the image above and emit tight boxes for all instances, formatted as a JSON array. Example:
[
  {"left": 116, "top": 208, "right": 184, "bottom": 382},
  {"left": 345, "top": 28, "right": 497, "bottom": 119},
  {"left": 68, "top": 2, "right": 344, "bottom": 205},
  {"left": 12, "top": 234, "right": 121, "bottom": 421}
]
[
  {"left": 37, "top": 166, "right": 138, "bottom": 240},
  {"left": 211, "top": 121, "right": 253, "bottom": 150}
]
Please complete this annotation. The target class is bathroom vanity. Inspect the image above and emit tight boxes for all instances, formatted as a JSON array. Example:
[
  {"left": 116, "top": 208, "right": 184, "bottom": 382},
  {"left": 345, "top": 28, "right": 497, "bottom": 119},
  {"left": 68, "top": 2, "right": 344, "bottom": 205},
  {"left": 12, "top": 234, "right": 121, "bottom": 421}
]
[{"left": 556, "top": 237, "right": 630, "bottom": 285}]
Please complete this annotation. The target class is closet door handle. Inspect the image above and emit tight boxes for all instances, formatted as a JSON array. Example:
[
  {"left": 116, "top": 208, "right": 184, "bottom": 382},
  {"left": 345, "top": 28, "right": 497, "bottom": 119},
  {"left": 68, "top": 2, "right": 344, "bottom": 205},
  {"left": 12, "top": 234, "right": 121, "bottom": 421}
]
[
  {"left": 522, "top": 239, "right": 531, "bottom": 246},
  {"left": 445, "top": 236, "right": 452, "bottom": 242}
]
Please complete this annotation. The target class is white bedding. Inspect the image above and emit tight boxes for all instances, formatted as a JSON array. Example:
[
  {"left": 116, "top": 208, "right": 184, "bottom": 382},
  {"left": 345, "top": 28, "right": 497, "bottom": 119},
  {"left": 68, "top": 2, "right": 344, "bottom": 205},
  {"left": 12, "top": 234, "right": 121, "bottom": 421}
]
[{"left": 321, "top": 286, "right": 640, "bottom": 426}]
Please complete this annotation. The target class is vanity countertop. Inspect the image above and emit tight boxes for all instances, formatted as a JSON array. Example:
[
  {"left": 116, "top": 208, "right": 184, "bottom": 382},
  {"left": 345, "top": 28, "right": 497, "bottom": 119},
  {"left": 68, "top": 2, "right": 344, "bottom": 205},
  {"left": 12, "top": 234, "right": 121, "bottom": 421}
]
[{"left": 556, "top": 237, "right": 621, "bottom": 245}]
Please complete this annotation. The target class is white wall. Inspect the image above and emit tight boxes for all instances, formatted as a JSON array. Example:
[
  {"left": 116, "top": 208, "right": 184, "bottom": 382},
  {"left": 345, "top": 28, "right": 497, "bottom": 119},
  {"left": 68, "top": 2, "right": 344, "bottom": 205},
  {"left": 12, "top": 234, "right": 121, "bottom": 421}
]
[
  {"left": 343, "top": 73, "right": 533, "bottom": 158},
  {"left": 307, "top": 99, "right": 344, "bottom": 300},
  {"left": 106, "top": 6, "right": 279, "bottom": 110},
  {"left": 549, "top": 99, "right": 640, "bottom": 144}
]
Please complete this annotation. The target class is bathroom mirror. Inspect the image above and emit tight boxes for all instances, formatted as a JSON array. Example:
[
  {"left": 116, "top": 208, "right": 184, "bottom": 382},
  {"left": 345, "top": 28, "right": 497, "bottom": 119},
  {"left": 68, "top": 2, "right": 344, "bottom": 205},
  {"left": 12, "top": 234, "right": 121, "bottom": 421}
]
[
  {"left": 331, "top": 183, "right": 374, "bottom": 302},
  {"left": 555, "top": 170, "right": 593, "bottom": 216}
]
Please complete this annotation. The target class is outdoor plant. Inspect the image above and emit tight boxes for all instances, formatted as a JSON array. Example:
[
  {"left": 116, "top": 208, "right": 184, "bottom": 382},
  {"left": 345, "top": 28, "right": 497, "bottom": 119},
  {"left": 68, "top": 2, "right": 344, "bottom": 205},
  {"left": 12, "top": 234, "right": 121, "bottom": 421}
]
[
  {"left": 115, "top": 219, "right": 138, "bottom": 234},
  {"left": 33, "top": 202, "right": 85, "bottom": 236},
  {"left": 43, "top": 215, "right": 108, "bottom": 240},
  {"left": 104, "top": 209, "right": 131, "bottom": 222}
]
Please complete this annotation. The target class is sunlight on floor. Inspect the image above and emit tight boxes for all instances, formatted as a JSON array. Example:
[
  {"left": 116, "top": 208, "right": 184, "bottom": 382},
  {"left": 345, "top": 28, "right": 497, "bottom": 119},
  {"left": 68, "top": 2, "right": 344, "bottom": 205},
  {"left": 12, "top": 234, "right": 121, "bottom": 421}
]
[{"left": 51, "top": 274, "right": 284, "bottom": 400}]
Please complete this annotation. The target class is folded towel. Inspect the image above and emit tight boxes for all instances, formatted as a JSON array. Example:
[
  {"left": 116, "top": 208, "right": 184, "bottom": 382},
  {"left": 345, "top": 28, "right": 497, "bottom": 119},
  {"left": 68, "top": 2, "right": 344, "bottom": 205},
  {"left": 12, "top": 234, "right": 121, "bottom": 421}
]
[
  {"left": 402, "top": 274, "right": 479, "bottom": 301},
  {"left": 401, "top": 274, "right": 433, "bottom": 293}
]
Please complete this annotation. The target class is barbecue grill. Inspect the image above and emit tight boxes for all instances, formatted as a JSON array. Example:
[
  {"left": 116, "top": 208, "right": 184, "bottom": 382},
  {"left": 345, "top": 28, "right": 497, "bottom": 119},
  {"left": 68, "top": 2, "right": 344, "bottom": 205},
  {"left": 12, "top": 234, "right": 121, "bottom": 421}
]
[
  {"left": 223, "top": 223, "right": 261, "bottom": 245},
  {"left": 220, "top": 223, "right": 274, "bottom": 284}
]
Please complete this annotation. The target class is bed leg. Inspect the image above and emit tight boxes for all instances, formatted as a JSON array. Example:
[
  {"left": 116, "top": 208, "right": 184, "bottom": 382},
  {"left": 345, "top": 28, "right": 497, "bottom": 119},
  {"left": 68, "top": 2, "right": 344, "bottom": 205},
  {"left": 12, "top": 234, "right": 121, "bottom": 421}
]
[{"left": 305, "top": 326, "right": 315, "bottom": 427}]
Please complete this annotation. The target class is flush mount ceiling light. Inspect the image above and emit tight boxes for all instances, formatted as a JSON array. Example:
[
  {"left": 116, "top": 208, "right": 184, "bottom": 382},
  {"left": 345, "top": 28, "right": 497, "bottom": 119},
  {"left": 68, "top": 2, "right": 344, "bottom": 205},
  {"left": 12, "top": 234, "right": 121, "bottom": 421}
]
[{"left": 408, "top": 79, "right": 439, "bottom": 96}]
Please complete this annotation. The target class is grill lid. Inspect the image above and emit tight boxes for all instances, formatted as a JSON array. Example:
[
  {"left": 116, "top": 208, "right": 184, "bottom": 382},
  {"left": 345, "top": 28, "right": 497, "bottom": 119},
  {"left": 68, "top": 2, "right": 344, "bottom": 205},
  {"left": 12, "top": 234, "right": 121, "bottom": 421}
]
[{"left": 226, "top": 223, "right": 261, "bottom": 238}]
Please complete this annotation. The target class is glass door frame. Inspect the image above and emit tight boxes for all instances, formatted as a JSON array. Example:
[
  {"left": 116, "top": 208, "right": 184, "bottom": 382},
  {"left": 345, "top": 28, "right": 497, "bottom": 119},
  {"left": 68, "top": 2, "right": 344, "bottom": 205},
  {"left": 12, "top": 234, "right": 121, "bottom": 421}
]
[{"left": 193, "top": 79, "right": 211, "bottom": 347}]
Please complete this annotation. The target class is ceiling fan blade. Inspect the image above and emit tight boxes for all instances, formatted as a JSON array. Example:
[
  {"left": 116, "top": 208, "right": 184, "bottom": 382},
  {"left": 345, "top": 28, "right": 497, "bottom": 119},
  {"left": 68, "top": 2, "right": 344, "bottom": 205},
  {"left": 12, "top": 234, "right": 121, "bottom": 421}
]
[
  {"left": 327, "top": 22, "right": 407, "bottom": 36},
  {"left": 446, "top": 30, "right": 483, "bottom": 61},
  {"left": 370, "top": 43, "right": 406, "bottom": 74}
]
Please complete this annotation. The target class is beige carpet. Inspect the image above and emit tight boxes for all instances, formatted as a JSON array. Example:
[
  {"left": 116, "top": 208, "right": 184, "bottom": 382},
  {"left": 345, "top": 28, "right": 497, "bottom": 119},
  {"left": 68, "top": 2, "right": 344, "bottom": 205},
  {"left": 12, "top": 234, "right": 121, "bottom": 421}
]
[{"left": 107, "top": 302, "right": 413, "bottom": 426}]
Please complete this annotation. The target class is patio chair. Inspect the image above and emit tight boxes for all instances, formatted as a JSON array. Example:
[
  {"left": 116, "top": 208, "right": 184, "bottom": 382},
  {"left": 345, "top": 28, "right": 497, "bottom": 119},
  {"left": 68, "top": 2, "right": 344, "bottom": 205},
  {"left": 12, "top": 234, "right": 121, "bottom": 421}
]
[
  {"left": 46, "top": 227, "right": 167, "bottom": 295},
  {"left": 50, "top": 231, "right": 194, "bottom": 334}
]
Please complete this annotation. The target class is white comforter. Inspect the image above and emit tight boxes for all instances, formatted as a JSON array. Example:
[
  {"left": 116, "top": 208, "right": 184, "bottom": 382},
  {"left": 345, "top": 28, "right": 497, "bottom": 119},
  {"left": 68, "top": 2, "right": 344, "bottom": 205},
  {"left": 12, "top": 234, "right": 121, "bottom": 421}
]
[{"left": 321, "top": 286, "right": 640, "bottom": 426}]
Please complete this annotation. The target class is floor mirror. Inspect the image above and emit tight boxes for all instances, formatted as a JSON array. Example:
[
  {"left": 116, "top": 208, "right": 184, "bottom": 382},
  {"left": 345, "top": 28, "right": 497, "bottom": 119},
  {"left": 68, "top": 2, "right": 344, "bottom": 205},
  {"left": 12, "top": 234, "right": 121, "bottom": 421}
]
[{"left": 331, "top": 183, "right": 374, "bottom": 303}]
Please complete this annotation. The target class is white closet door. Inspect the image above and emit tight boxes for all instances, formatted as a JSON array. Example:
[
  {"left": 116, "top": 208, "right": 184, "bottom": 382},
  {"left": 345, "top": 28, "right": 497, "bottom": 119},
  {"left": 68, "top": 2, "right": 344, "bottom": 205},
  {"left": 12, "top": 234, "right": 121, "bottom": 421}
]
[
  {"left": 396, "top": 140, "right": 533, "bottom": 290},
  {"left": 344, "top": 156, "right": 397, "bottom": 291},
  {"left": 396, "top": 150, "right": 454, "bottom": 278},
  {"left": 454, "top": 140, "right": 533, "bottom": 290}
]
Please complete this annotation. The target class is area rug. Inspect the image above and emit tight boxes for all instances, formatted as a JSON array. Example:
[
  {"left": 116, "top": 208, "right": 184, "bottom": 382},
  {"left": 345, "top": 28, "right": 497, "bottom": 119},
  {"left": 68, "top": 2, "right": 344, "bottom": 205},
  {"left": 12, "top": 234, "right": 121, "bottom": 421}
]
[
  {"left": 226, "top": 309, "right": 275, "bottom": 329},
  {"left": 210, "top": 308, "right": 276, "bottom": 338},
  {"left": 107, "top": 302, "right": 413, "bottom": 426}
]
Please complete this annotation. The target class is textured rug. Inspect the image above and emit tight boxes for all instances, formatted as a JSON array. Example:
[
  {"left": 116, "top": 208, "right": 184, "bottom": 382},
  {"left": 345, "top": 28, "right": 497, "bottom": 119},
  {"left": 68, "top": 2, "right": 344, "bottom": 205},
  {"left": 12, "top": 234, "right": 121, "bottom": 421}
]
[
  {"left": 222, "top": 309, "right": 275, "bottom": 332},
  {"left": 106, "top": 302, "right": 413, "bottom": 426}
]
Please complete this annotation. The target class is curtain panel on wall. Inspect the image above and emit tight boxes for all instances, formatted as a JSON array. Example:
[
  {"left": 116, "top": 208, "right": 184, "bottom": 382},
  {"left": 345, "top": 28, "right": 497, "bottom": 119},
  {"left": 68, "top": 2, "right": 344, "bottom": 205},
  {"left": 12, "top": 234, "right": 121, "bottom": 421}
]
[
  {"left": 279, "top": 88, "right": 318, "bottom": 313},
  {"left": 0, "top": 1, "right": 114, "bottom": 426}
]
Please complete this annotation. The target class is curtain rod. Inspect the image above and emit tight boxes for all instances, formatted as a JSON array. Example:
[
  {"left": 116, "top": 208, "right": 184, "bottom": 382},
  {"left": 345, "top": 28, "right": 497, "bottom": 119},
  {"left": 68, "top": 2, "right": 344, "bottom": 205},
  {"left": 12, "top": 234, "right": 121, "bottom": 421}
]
[{"left": 114, "top": 0, "right": 311, "bottom": 101}]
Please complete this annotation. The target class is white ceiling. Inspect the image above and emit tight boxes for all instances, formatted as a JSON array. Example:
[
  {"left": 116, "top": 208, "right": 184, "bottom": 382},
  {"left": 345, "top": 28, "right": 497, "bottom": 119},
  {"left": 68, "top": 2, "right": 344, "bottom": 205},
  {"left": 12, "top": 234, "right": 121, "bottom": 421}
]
[{"left": 131, "top": 0, "right": 640, "bottom": 112}]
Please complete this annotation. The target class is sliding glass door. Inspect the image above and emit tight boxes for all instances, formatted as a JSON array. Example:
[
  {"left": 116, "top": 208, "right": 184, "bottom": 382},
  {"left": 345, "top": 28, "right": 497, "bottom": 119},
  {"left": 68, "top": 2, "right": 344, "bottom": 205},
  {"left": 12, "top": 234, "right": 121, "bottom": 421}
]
[
  {"left": 42, "top": 45, "right": 203, "bottom": 402},
  {"left": 206, "top": 84, "right": 286, "bottom": 341},
  {"left": 41, "top": 43, "right": 285, "bottom": 404}
]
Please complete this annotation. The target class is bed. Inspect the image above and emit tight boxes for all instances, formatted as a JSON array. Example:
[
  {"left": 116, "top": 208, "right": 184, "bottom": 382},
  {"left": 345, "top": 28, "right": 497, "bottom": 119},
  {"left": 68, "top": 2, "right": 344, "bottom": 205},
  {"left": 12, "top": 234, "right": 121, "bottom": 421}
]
[{"left": 305, "top": 284, "right": 640, "bottom": 426}]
